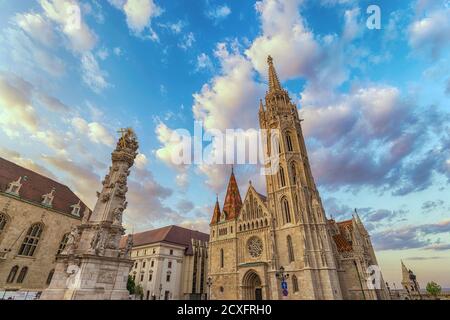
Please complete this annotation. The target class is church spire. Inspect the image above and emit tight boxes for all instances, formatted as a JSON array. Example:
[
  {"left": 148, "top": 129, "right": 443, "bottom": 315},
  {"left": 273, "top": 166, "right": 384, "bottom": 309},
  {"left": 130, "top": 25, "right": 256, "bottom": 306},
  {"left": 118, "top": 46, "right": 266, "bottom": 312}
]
[
  {"left": 210, "top": 196, "right": 222, "bottom": 225},
  {"left": 267, "top": 55, "right": 282, "bottom": 92},
  {"left": 222, "top": 168, "right": 242, "bottom": 221}
]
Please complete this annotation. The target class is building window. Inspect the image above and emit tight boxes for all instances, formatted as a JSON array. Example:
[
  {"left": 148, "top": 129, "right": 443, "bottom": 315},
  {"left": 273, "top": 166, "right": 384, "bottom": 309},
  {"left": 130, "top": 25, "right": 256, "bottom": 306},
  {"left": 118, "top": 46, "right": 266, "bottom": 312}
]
[
  {"left": 46, "top": 269, "right": 55, "bottom": 285},
  {"left": 149, "top": 272, "right": 153, "bottom": 281},
  {"left": 153, "top": 248, "right": 156, "bottom": 254},
  {"left": 134, "top": 262, "right": 138, "bottom": 269},
  {"left": 6, "top": 265, "right": 19, "bottom": 283},
  {"left": 286, "top": 133, "right": 293, "bottom": 152},
  {"left": 18, "top": 223, "right": 44, "bottom": 257},
  {"left": 151, "top": 260, "right": 154, "bottom": 267},
  {"left": 279, "top": 166, "right": 286, "bottom": 187},
  {"left": 166, "top": 273, "right": 171, "bottom": 282},
  {"left": 292, "top": 275, "right": 299, "bottom": 292},
  {"left": 170, "top": 249, "right": 173, "bottom": 255},
  {"left": 282, "top": 198, "right": 291, "bottom": 224},
  {"left": 168, "top": 261, "right": 172, "bottom": 269},
  {"left": 57, "top": 233, "right": 70, "bottom": 254},
  {"left": 220, "top": 248, "right": 224, "bottom": 268},
  {"left": 287, "top": 235, "right": 295, "bottom": 262},
  {"left": 0, "top": 213, "right": 8, "bottom": 235},
  {"left": 140, "top": 274, "right": 144, "bottom": 282},
  {"left": 16, "top": 266, "right": 28, "bottom": 283},
  {"left": 143, "top": 261, "right": 146, "bottom": 268}
]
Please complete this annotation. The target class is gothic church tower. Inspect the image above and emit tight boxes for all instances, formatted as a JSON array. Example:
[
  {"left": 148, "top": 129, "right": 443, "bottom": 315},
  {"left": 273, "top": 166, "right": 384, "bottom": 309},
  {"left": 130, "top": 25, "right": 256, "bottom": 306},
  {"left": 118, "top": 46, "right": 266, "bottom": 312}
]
[{"left": 259, "top": 56, "right": 342, "bottom": 299}]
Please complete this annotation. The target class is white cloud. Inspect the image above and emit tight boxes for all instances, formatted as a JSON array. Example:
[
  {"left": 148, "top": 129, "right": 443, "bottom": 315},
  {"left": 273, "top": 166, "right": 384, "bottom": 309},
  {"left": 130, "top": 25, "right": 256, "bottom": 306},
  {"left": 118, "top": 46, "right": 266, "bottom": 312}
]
[
  {"left": 179, "top": 32, "right": 195, "bottom": 50},
  {"left": 14, "top": 12, "right": 56, "bottom": 47},
  {"left": 108, "top": 0, "right": 162, "bottom": 36},
  {"left": 206, "top": 5, "right": 231, "bottom": 22},
  {"left": 408, "top": 8, "right": 450, "bottom": 58},
  {"left": 40, "top": 0, "right": 98, "bottom": 52},
  {"left": 135, "top": 153, "right": 149, "bottom": 170},
  {"left": 81, "top": 52, "right": 110, "bottom": 93},
  {"left": 196, "top": 53, "right": 214, "bottom": 72},
  {"left": 245, "top": 0, "right": 320, "bottom": 81},
  {"left": 71, "top": 117, "right": 115, "bottom": 146}
]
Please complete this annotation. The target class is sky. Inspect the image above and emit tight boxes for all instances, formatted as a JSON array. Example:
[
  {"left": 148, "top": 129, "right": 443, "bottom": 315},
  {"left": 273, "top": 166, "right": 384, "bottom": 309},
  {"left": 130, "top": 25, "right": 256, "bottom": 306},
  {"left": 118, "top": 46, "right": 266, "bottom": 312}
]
[{"left": 0, "top": 0, "right": 449, "bottom": 288}]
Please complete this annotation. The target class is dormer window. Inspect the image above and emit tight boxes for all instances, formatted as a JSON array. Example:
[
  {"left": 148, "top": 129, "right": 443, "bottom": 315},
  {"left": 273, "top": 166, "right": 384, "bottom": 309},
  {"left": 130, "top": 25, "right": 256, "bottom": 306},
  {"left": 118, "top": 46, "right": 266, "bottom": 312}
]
[
  {"left": 42, "top": 188, "right": 56, "bottom": 207},
  {"left": 70, "top": 200, "right": 81, "bottom": 216},
  {"left": 6, "top": 176, "right": 27, "bottom": 196}
]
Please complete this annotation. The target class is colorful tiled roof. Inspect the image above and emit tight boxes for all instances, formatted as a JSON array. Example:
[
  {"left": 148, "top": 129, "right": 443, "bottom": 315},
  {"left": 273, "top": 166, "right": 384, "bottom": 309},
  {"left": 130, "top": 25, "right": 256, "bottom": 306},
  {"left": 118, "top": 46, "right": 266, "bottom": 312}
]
[
  {"left": 0, "top": 156, "right": 88, "bottom": 217},
  {"left": 210, "top": 198, "right": 221, "bottom": 225},
  {"left": 221, "top": 168, "right": 242, "bottom": 221}
]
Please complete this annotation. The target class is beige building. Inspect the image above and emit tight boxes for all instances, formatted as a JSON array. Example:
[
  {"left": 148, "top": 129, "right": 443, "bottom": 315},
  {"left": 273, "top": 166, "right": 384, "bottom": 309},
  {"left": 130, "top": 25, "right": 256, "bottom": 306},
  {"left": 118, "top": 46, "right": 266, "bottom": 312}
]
[
  {"left": 124, "top": 225, "right": 209, "bottom": 300},
  {"left": 208, "top": 56, "right": 390, "bottom": 300},
  {"left": 0, "top": 157, "right": 88, "bottom": 299}
]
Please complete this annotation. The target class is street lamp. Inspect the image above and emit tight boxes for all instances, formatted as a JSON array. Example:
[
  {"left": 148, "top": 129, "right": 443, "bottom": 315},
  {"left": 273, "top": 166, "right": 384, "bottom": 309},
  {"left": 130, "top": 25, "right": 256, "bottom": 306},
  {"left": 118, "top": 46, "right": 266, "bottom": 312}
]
[
  {"left": 275, "top": 266, "right": 289, "bottom": 280},
  {"left": 275, "top": 266, "right": 289, "bottom": 298},
  {"left": 206, "top": 277, "right": 213, "bottom": 300}
]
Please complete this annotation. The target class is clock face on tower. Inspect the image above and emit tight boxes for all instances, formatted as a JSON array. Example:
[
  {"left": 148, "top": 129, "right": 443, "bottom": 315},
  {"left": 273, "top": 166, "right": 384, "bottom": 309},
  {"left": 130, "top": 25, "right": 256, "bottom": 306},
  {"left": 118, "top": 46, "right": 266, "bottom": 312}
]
[{"left": 247, "top": 237, "right": 263, "bottom": 258}]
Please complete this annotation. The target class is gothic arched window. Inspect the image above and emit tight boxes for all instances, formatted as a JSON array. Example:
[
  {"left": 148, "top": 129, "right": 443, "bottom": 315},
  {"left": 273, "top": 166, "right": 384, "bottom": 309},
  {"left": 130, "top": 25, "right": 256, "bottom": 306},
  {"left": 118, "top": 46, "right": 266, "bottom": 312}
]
[
  {"left": 282, "top": 198, "right": 291, "bottom": 224},
  {"left": 292, "top": 275, "right": 299, "bottom": 292},
  {"left": 0, "top": 213, "right": 8, "bottom": 235},
  {"left": 286, "top": 133, "right": 294, "bottom": 152},
  {"left": 220, "top": 249, "right": 224, "bottom": 268},
  {"left": 18, "top": 223, "right": 44, "bottom": 257},
  {"left": 17, "top": 266, "right": 28, "bottom": 283},
  {"left": 57, "top": 233, "right": 70, "bottom": 254},
  {"left": 6, "top": 265, "right": 19, "bottom": 283},
  {"left": 287, "top": 235, "right": 295, "bottom": 262},
  {"left": 46, "top": 269, "right": 55, "bottom": 285},
  {"left": 279, "top": 166, "right": 286, "bottom": 187}
]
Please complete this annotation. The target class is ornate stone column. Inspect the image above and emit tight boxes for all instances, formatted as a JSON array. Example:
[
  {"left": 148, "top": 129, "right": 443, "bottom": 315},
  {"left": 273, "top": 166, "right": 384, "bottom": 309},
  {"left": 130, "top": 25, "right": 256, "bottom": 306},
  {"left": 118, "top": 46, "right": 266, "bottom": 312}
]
[{"left": 41, "top": 128, "right": 138, "bottom": 300}]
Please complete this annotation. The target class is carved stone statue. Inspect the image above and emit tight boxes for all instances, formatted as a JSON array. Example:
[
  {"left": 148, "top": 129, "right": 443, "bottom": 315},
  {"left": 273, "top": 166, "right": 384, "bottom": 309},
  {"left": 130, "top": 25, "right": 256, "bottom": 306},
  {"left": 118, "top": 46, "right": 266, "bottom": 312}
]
[
  {"left": 62, "top": 226, "right": 81, "bottom": 255},
  {"left": 123, "top": 235, "right": 133, "bottom": 258},
  {"left": 112, "top": 205, "right": 124, "bottom": 225}
]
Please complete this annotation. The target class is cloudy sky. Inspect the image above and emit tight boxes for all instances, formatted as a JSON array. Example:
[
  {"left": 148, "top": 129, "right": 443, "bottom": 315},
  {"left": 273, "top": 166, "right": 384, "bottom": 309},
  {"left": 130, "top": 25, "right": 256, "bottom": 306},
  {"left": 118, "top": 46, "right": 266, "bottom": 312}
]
[{"left": 0, "top": 0, "right": 449, "bottom": 287}]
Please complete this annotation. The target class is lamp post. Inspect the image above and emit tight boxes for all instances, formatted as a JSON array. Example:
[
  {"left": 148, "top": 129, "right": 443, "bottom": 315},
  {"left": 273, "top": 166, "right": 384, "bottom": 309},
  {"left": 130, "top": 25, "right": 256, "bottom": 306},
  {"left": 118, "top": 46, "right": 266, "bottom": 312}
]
[
  {"left": 275, "top": 266, "right": 289, "bottom": 298},
  {"left": 206, "top": 277, "right": 213, "bottom": 300}
]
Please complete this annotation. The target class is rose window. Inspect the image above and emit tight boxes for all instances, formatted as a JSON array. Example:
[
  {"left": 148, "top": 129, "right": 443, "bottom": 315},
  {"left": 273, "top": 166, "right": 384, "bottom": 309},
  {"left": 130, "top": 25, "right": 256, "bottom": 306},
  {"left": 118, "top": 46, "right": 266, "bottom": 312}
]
[{"left": 247, "top": 237, "right": 263, "bottom": 258}]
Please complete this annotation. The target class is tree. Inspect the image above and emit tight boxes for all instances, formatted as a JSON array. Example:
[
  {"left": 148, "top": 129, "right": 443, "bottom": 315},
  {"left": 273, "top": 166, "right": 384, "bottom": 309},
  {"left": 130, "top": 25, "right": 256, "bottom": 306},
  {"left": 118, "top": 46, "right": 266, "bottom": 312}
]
[
  {"left": 426, "top": 281, "right": 442, "bottom": 299},
  {"left": 135, "top": 284, "right": 144, "bottom": 300},
  {"left": 127, "top": 275, "right": 136, "bottom": 295}
]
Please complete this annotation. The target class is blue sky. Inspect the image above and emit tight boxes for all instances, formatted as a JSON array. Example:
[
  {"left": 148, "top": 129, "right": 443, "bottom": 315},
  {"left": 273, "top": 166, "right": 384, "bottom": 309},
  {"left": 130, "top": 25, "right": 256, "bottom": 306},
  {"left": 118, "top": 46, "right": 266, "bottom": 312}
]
[{"left": 0, "top": 0, "right": 449, "bottom": 287}]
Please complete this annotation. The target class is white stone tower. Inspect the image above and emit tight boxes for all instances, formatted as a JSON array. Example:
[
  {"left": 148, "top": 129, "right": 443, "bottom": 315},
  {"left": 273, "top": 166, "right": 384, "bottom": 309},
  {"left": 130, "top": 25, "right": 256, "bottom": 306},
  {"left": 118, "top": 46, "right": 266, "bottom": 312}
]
[
  {"left": 41, "top": 128, "right": 138, "bottom": 300},
  {"left": 259, "top": 56, "right": 342, "bottom": 300}
]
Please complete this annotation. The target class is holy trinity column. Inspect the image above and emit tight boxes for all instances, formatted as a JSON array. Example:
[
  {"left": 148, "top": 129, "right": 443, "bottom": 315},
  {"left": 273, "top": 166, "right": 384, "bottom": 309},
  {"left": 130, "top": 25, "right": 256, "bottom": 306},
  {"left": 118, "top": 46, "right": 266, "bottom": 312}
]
[{"left": 41, "top": 128, "right": 138, "bottom": 300}]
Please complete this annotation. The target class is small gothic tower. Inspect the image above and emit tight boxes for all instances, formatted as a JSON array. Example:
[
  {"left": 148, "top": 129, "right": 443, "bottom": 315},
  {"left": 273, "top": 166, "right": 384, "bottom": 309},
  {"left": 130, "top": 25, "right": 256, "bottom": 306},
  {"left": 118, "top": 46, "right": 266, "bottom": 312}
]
[{"left": 41, "top": 128, "right": 138, "bottom": 300}]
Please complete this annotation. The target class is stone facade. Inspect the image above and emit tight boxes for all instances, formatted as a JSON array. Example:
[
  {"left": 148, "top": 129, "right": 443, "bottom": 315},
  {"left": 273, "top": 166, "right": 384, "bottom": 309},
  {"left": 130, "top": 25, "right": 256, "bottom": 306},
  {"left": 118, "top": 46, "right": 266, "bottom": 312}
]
[
  {"left": 41, "top": 128, "right": 138, "bottom": 300},
  {"left": 0, "top": 157, "right": 86, "bottom": 299},
  {"left": 208, "top": 57, "right": 390, "bottom": 300},
  {"left": 126, "top": 225, "right": 209, "bottom": 300}
]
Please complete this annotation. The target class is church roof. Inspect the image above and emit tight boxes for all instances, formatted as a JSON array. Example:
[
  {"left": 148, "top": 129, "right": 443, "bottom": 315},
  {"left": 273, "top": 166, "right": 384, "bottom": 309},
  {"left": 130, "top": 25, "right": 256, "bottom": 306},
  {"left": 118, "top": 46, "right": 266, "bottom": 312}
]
[
  {"left": 0, "top": 156, "right": 88, "bottom": 217},
  {"left": 121, "top": 225, "right": 209, "bottom": 256},
  {"left": 330, "top": 219, "right": 354, "bottom": 252},
  {"left": 210, "top": 197, "right": 221, "bottom": 225},
  {"left": 221, "top": 168, "right": 242, "bottom": 221}
]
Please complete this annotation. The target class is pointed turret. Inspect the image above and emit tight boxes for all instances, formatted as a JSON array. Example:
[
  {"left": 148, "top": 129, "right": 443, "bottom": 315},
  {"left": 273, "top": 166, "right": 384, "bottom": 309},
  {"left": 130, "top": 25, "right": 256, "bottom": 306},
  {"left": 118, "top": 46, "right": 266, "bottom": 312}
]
[
  {"left": 259, "top": 99, "right": 265, "bottom": 113},
  {"left": 401, "top": 260, "right": 410, "bottom": 282},
  {"left": 222, "top": 167, "right": 242, "bottom": 220},
  {"left": 210, "top": 196, "right": 222, "bottom": 225},
  {"left": 267, "top": 55, "right": 282, "bottom": 92}
]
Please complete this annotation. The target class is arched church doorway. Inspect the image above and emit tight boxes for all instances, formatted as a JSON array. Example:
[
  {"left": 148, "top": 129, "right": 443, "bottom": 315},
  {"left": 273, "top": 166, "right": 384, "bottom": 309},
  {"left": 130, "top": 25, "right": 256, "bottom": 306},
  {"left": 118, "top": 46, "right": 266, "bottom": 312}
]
[{"left": 242, "top": 270, "right": 263, "bottom": 300}]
